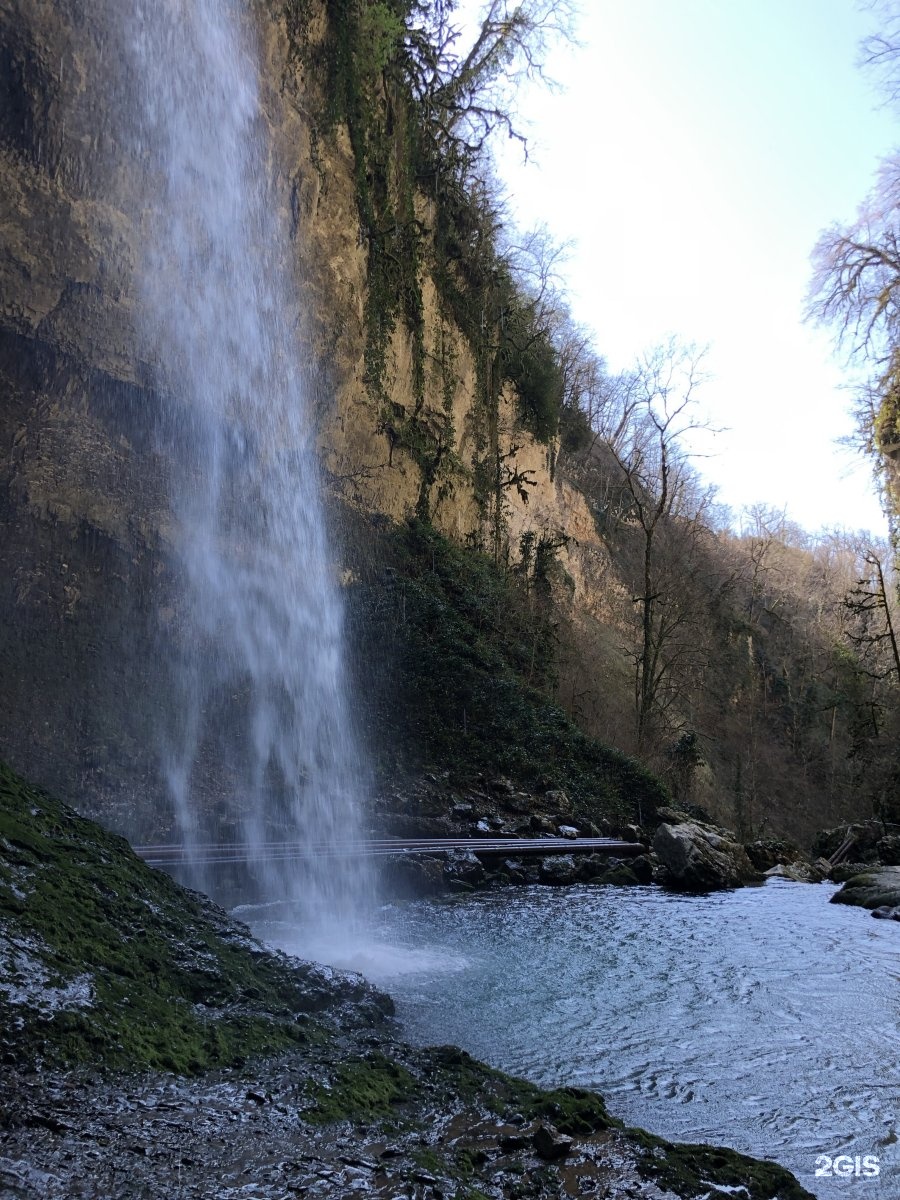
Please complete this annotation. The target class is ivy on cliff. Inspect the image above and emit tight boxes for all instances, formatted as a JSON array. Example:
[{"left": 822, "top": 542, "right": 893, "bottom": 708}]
[{"left": 286, "top": 0, "right": 569, "bottom": 530}]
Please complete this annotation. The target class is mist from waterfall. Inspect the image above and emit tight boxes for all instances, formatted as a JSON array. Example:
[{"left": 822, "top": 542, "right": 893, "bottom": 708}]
[{"left": 124, "top": 0, "right": 374, "bottom": 945}]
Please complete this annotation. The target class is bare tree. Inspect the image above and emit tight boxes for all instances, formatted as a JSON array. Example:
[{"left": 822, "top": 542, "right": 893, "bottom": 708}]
[
  {"left": 844, "top": 542, "right": 900, "bottom": 689},
  {"left": 605, "top": 341, "right": 716, "bottom": 750},
  {"left": 808, "top": 9, "right": 900, "bottom": 494},
  {"left": 404, "top": 0, "right": 579, "bottom": 171}
]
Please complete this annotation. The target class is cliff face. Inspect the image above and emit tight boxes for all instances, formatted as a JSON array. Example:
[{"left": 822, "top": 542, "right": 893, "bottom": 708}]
[{"left": 0, "top": 0, "right": 617, "bottom": 835}]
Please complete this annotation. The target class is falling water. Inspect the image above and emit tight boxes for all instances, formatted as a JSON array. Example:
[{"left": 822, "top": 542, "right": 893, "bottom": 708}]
[{"left": 124, "top": 0, "right": 373, "bottom": 943}]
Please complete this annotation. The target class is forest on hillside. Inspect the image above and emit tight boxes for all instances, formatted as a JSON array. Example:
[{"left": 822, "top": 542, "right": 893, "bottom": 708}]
[{"left": 296, "top": 0, "right": 900, "bottom": 846}]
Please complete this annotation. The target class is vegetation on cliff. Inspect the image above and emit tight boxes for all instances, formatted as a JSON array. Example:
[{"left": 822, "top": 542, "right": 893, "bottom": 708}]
[
  {"left": 347, "top": 515, "right": 667, "bottom": 826},
  {"left": 280, "top": 0, "right": 900, "bottom": 846}
]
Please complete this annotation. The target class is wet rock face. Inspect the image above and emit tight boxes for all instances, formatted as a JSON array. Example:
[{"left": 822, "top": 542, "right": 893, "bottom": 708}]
[
  {"left": 652, "top": 822, "right": 762, "bottom": 892},
  {"left": 442, "top": 849, "right": 486, "bottom": 889}
]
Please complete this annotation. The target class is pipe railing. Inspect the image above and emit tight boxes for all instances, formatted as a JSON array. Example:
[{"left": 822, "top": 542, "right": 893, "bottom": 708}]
[{"left": 134, "top": 836, "right": 646, "bottom": 868}]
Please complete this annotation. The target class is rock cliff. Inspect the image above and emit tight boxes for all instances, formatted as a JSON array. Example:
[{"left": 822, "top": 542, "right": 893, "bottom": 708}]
[{"left": 0, "top": 0, "right": 625, "bottom": 837}]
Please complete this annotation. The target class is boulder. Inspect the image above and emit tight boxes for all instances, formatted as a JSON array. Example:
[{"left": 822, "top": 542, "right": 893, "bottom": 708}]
[
  {"left": 597, "top": 863, "right": 639, "bottom": 886},
  {"left": 812, "top": 822, "right": 882, "bottom": 863},
  {"left": 529, "top": 813, "right": 557, "bottom": 835},
  {"left": 543, "top": 789, "right": 571, "bottom": 813},
  {"left": 652, "top": 822, "right": 762, "bottom": 892},
  {"left": 764, "top": 860, "right": 828, "bottom": 884},
  {"left": 872, "top": 905, "right": 900, "bottom": 921},
  {"left": 745, "top": 838, "right": 802, "bottom": 873},
  {"left": 538, "top": 855, "right": 579, "bottom": 886},
  {"left": 831, "top": 866, "right": 900, "bottom": 911},
  {"left": 502, "top": 858, "right": 528, "bottom": 885},
  {"left": 443, "top": 850, "right": 486, "bottom": 889},
  {"left": 630, "top": 854, "right": 655, "bottom": 884},
  {"left": 830, "top": 860, "right": 876, "bottom": 884},
  {"left": 557, "top": 824, "right": 579, "bottom": 839},
  {"left": 380, "top": 855, "right": 446, "bottom": 899},
  {"left": 533, "top": 1123, "right": 573, "bottom": 1160}
]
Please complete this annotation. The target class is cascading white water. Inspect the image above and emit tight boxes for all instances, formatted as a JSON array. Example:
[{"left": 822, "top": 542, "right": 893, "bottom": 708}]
[{"left": 125, "top": 0, "right": 374, "bottom": 944}]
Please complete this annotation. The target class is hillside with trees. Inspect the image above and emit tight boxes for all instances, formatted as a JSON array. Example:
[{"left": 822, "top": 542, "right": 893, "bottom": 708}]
[{"left": 308, "top": 0, "right": 900, "bottom": 846}]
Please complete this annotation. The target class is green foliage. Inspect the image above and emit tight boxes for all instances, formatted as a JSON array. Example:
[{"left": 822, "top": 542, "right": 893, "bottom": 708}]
[
  {"left": 558, "top": 400, "right": 593, "bottom": 454},
  {"left": 349, "top": 518, "right": 667, "bottom": 824},
  {"left": 359, "top": 2, "right": 407, "bottom": 77},
  {"left": 0, "top": 762, "right": 333, "bottom": 1073},
  {"left": 500, "top": 300, "right": 564, "bottom": 440}
]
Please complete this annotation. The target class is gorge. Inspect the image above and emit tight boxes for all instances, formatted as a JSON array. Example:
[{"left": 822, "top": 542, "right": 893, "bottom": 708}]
[{"left": 2, "top": 1, "right": 900, "bottom": 1199}]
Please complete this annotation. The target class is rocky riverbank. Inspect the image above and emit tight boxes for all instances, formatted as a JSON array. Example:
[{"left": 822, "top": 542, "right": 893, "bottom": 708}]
[
  {"left": 0, "top": 762, "right": 814, "bottom": 1199},
  {"left": 376, "top": 781, "right": 837, "bottom": 898}
]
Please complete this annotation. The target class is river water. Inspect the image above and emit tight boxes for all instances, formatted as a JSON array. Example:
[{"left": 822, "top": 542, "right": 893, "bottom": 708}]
[{"left": 351, "top": 880, "right": 897, "bottom": 1198}]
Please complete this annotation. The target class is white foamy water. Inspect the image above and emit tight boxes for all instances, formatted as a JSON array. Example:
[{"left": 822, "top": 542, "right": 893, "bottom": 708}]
[
  {"left": 122, "top": 0, "right": 372, "bottom": 934},
  {"left": 240, "top": 900, "right": 471, "bottom": 985}
]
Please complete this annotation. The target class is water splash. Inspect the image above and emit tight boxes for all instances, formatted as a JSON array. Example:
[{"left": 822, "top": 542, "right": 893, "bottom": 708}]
[{"left": 124, "top": 0, "right": 373, "bottom": 943}]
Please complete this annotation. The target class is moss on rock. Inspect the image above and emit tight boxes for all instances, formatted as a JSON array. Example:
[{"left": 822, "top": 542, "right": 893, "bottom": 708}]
[{"left": 0, "top": 760, "right": 387, "bottom": 1073}]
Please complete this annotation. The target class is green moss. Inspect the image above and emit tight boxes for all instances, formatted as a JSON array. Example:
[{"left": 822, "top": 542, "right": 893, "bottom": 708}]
[
  {"left": 502, "top": 1081, "right": 616, "bottom": 1136},
  {"left": 627, "top": 1128, "right": 814, "bottom": 1200},
  {"left": 412, "top": 1148, "right": 446, "bottom": 1174},
  {"left": 0, "top": 761, "right": 345, "bottom": 1074},
  {"left": 301, "top": 1052, "right": 417, "bottom": 1124}
]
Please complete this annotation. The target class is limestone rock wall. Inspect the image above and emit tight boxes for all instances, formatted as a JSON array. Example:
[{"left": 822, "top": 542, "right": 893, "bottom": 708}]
[{"left": 0, "top": 0, "right": 623, "bottom": 834}]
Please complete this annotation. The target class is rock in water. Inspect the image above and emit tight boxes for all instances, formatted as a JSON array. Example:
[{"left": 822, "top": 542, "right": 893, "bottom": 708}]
[
  {"left": 872, "top": 905, "right": 900, "bottom": 920},
  {"left": 538, "top": 854, "right": 579, "bottom": 885},
  {"left": 831, "top": 865, "right": 900, "bottom": 912},
  {"left": 653, "top": 822, "right": 761, "bottom": 891},
  {"left": 442, "top": 849, "right": 486, "bottom": 888}
]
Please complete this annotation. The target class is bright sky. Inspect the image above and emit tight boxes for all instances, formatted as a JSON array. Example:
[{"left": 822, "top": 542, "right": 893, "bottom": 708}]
[{"left": 488, "top": 0, "right": 899, "bottom": 535}]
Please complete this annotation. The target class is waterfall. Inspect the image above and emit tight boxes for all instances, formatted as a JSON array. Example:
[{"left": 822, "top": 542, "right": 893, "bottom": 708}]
[{"left": 124, "top": 0, "right": 374, "bottom": 942}]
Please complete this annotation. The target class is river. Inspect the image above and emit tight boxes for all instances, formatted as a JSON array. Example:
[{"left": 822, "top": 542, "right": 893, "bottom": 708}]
[{"left": 250, "top": 878, "right": 900, "bottom": 1197}]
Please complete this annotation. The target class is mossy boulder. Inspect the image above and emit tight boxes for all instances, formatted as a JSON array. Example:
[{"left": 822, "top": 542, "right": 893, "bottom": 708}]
[
  {"left": 0, "top": 760, "right": 390, "bottom": 1073},
  {"left": 830, "top": 866, "right": 900, "bottom": 912}
]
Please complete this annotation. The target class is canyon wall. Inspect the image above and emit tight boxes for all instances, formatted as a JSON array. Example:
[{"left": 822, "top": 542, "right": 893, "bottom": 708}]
[{"left": 0, "top": 0, "right": 623, "bottom": 836}]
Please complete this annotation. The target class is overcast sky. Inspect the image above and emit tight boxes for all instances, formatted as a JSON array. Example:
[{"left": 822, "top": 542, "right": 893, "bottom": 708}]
[{"left": 486, "top": 0, "right": 899, "bottom": 535}]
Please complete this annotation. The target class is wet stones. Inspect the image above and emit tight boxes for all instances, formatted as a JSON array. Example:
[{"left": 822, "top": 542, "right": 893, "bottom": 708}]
[
  {"left": 538, "top": 854, "right": 578, "bottom": 886},
  {"left": 764, "top": 859, "right": 830, "bottom": 884},
  {"left": 442, "top": 849, "right": 486, "bottom": 889},
  {"left": 871, "top": 905, "right": 900, "bottom": 920},
  {"left": 380, "top": 854, "right": 445, "bottom": 899}
]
